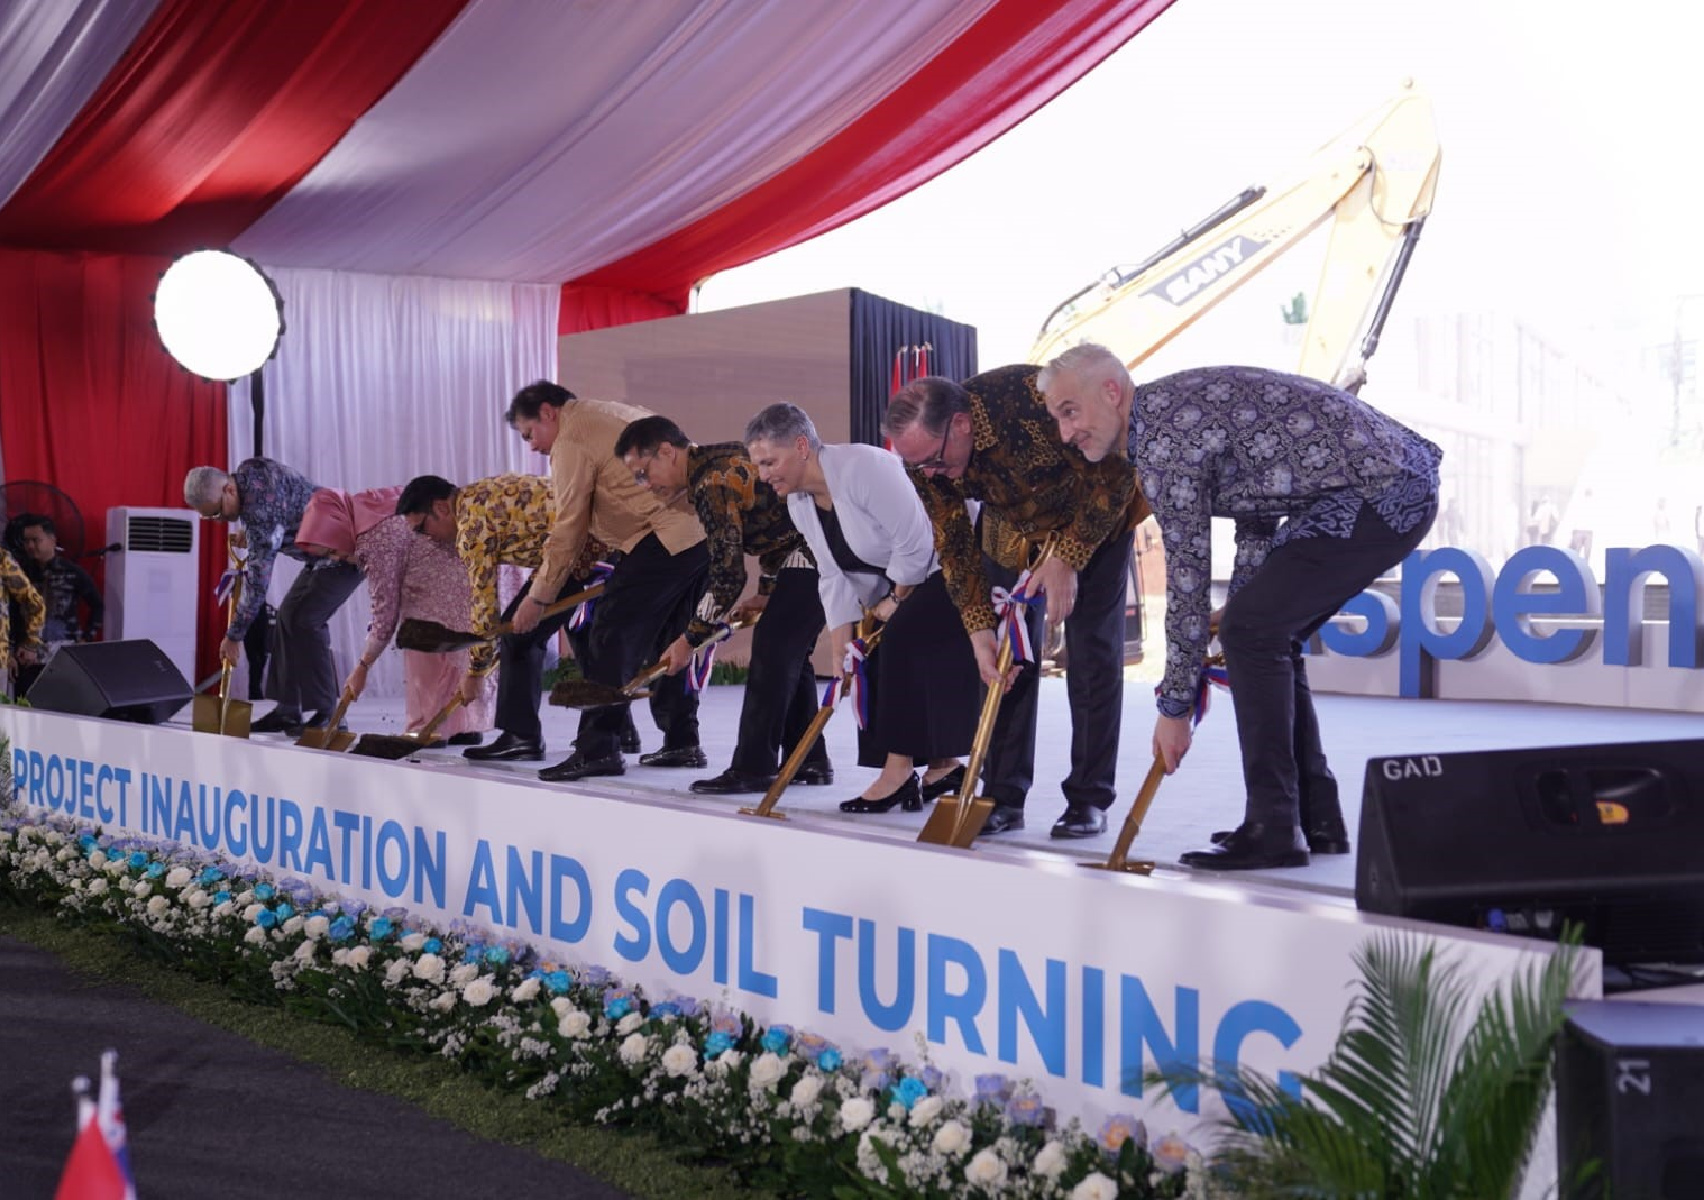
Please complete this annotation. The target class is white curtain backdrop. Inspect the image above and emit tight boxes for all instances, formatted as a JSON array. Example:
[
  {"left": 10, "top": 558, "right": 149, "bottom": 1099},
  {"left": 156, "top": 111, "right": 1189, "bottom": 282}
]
[{"left": 229, "top": 267, "right": 557, "bottom": 700}]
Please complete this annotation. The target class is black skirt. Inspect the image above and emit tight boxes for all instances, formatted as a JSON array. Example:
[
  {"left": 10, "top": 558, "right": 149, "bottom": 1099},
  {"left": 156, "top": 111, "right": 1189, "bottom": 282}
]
[{"left": 856, "top": 571, "right": 980, "bottom": 766}]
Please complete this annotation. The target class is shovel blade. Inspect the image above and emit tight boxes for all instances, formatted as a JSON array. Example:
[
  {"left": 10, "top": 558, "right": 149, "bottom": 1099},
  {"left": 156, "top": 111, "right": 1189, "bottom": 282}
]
[
  {"left": 918, "top": 795, "right": 995, "bottom": 847},
  {"left": 349, "top": 734, "right": 426, "bottom": 761},
  {"left": 547, "top": 678, "right": 632, "bottom": 710},
  {"left": 394, "top": 618, "right": 479, "bottom": 653},
  {"left": 192, "top": 694, "right": 252, "bottom": 738}
]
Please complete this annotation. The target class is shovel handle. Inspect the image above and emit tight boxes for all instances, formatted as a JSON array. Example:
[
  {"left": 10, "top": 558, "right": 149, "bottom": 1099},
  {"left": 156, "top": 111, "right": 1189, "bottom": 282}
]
[
  {"left": 621, "top": 612, "right": 757, "bottom": 696},
  {"left": 321, "top": 686, "right": 358, "bottom": 733},
  {"left": 493, "top": 582, "right": 606, "bottom": 637},
  {"left": 1102, "top": 758, "right": 1167, "bottom": 871},
  {"left": 416, "top": 694, "right": 465, "bottom": 742}
]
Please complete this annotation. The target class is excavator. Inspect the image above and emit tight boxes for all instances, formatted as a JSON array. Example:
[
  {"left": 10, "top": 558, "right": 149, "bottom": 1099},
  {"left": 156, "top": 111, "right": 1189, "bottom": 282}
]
[{"left": 1027, "top": 80, "right": 1441, "bottom": 395}]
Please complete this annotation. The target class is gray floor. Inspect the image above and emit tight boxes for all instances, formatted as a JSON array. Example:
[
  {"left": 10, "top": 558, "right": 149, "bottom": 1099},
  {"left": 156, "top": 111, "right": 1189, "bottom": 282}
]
[{"left": 201, "top": 678, "right": 1704, "bottom": 904}]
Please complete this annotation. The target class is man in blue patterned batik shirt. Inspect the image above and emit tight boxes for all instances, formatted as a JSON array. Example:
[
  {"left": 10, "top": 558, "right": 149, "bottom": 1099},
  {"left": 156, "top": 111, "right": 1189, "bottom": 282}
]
[{"left": 1039, "top": 343, "right": 1441, "bottom": 871}]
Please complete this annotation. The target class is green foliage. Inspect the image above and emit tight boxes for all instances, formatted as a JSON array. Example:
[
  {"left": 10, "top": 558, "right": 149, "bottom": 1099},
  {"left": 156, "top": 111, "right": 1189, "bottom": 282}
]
[
  {"left": 1153, "top": 931, "right": 1585, "bottom": 1199},
  {"left": 1280, "top": 292, "right": 1309, "bottom": 326}
]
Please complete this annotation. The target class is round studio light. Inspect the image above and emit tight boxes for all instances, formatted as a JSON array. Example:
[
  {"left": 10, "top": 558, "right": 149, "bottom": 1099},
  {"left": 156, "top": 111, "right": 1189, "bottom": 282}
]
[{"left": 153, "top": 250, "right": 283, "bottom": 382}]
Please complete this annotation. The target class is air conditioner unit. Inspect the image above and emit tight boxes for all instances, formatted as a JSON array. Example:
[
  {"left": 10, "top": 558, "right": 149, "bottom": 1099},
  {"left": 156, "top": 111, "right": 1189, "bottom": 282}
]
[{"left": 104, "top": 507, "right": 200, "bottom": 684}]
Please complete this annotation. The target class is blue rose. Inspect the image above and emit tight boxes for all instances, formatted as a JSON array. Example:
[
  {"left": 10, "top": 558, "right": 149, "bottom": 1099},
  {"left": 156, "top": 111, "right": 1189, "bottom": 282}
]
[
  {"left": 127, "top": 851, "right": 147, "bottom": 870},
  {"left": 253, "top": 883, "right": 275, "bottom": 901},
  {"left": 213, "top": 890, "right": 231, "bottom": 906},
  {"left": 422, "top": 937, "right": 443, "bottom": 955},
  {"left": 274, "top": 902, "right": 294, "bottom": 920},
  {"left": 817, "top": 1048, "right": 843, "bottom": 1072},
  {"left": 256, "top": 909, "right": 278, "bottom": 929},
  {"left": 145, "top": 862, "right": 166, "bottom": 879},
  {"left": 199, "top": 866, "right": 224, "bottom": 885},
  {"left": 975, "top": 1073, "right": 1011, "bottom": 1104},
  {"left": 544, "top": 970, "right": 571, "bottom": 994},
  {"left": 484, "top": 945, "right": 510, "bottom": 966},
  {"left": 329, "top": 916, "right": 355, "bottom": 942},
  {"left": 369, "top": 917, "right": 394, "bottom": 940},
  {"left": 604, "top": 996, "right": 633, "bottom": 1020},
  {"left": 78, "top": 834, "right": 97, "bottom": 852},
  {"left": 760, "top": 1024, "right": 793, "bottom": 1054},
  {"left": 705, "top": 1031, "right": 735, "bottom": 1058},
  {"left": 892, "top": 1077, "right": 928, "bottom": 1110},
  {"left": 650, "top": 1001, "right": 680, "bottom": 1019}
]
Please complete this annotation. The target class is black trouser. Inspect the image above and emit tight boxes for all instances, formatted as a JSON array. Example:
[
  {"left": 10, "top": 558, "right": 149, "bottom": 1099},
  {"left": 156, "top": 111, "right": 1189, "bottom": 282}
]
[
  {"left": 492, "top": 564, "right": 614, "bottom": 744},
  {"left": 1217, "top": 501, "right": 1435, "bottom": 829},
  {"left": 980, "top": 528, "right": 1133, "bottom": 811},
  {"left": 729, "top": 567, "right": 829, "bottom": 777},
  {"left": 265, "top": 561, "right": 362, "bottom": 715},
  {"left": 577, "top": 536, "right": 710, "bottom": 761}
]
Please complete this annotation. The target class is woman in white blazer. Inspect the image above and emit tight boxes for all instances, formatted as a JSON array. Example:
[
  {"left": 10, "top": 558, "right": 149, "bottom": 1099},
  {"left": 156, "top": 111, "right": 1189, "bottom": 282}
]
[{"left": 745, "top": 403, "right": 979, "bottom": 813}]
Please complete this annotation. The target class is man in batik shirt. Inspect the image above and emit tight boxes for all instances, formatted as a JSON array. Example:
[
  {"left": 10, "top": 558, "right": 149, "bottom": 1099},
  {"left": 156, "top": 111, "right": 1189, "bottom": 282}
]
[
  {"left": 1039, "top": 343, "right": 1441, "bottom": 871},
  {"left": 886, "top": 365, "right": 1145, "bottom": 841},
  {"left": 184, "top": 457, "right": 361, "bottom": 735},
  {"left": 2, "top": 548, "right": 46, "bottom": 693},
  {"left": 615, "top": 415, "right": 833, "bottom": 796}
]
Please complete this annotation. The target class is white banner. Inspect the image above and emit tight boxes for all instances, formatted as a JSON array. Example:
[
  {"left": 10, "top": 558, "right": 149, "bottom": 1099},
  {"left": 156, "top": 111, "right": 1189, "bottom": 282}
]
[{"left": 2, "top": 707, "right": 1597, "bottom": 1142}]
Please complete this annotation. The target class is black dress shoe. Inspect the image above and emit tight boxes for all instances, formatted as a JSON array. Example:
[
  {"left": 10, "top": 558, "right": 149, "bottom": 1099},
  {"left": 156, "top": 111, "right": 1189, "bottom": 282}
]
[
  {"left": 1051, "top": 804, "right": 1108, "bottom": 839},
  {"left": 447, "top": 731, "right": 484, "bottom": 747},
  {"left": 1211, "top": 825, "right": 1350, "bottom": 855},
  {"left": 840, "top": 774, "right": 921, "bottom": 814},
  {"left": 690, "top": 769, "right": 774, "bottom": 796},
  {"left": 539, "top": 751, "right": 625, "bottom": 782},
  {"left": 1182, "top": 822, "right": 1309, "bottom": 870},
  {"left": 792, "top": 763, "right": 835, "bottom": 787},
  {"left": 250, "top": 708, "right": 304, "bottom": 735},
  {"left": 621, "top": 728, "right": 642, "bottom": 754},
  {"left": 980, "top": 805, "right": 1025, "bottom": 834},
  {"left": 639, "top": 746, "right": 708, "bottom": 768},
  {"left": 464, "top": 732, "right": 545, "bottom": 762},
  {"left": 920, "top": 766, "right": 966, "bottom": 802},
  {"left": 303, "top": 710, "right": 348, "bottom": 734}
]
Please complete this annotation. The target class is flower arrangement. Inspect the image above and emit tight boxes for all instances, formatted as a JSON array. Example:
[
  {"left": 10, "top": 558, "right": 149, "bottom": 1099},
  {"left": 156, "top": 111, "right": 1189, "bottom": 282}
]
[{"left": 0, "top": 797, "right": 1210, "bottom": 1199}]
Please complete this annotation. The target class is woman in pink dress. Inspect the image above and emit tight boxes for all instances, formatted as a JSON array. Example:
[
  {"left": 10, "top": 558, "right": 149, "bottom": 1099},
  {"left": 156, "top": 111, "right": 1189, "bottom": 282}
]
[{"left": 296, "top": 487, "right": 494, "bottom": 743}]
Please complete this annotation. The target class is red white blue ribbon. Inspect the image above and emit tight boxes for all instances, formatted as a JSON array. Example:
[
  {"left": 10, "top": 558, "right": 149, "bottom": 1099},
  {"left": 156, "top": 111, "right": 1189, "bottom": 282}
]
[
  {"left": 567, "top": 561, "right": 616, "bottom": 632},
  {"left": 213, "top": 568, "right": 242, "bottom": 603},
  {"left": 1156, "top": 661, "right": 1232, "bottom": 729},
  {"left": 685, "top": 625, "right": 726, "bottom": 694},
  {"left": 990, "top": 568, "right": 1040, "bottom": 665},
  {"left": 842, "top": 637, "right": 871, "bottom": 729},
  {"left": 820, "top": 676, "right": 841, "bottom": 709}
]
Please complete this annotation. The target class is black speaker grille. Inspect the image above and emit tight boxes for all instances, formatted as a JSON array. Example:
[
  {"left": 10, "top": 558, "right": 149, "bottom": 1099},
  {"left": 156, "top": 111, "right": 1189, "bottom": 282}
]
[{"left": 125, "top": 515, "right": 194, "bottom": 554}]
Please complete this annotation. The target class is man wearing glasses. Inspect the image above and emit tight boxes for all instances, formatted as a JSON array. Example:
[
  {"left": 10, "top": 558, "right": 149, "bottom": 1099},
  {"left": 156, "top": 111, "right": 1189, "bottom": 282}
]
[
  {"left": 885, "top": 366, "right": 1144, "bottom": 840},
  {"left": 183, "top": 458, "right": 361, "bottom": 736},
  {"left": 501, "top": 382, "right": 708, "bottom": 782}
]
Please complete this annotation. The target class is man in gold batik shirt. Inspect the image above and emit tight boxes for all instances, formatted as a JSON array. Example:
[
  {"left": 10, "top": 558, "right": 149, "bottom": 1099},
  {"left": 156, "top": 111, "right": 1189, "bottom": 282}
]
[
  {"left": 886, "top": 364, "right": 1148, "bottom": 841},
  {"left": 2, "top": 547, "right": 47, "bottom": 689}
]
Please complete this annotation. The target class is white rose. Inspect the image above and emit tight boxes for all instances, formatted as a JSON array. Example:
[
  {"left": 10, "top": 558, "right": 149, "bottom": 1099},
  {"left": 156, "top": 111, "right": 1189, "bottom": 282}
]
[
  {"left": 660, "top": 1043, "right": 698, "bottom": 1077},
  {"left": 618, "top": 1032, "right": 651, "bottom": 1065},
  {"left": 186, "top": 888, "right": 211, "bottom": 909},
  {"left": 235, "top": 889, "right": 255, "bottom": 905},
  {"left": 1071, "top": 1172, "right": 1118, "bottom": 1200},
  {"left": 132, "top": 882, "right": 150, "bottom": 899},
  {"left": 748, "top": 1051, "right": 786, "bottom": 1091},
  {"left": 512, "top": 978, "right": 540, "bottom": 1003},
  {"left": 88, "top": 851, "right": 107, "bottom": 869},
  {"left": 717, "top": 1050, "right": 744, "bottom": 1072},
  {"left": 345, "top": 945, "right": 371, "bottom": 970},
  {"left": 401, "top": 932, "right": 425, "bottom": 952},
  {"left": 790, "top": 1075, "right": 821, "bottom": 1108},
  {"left": 88, "top": 879, "right": 109, "bottom": 897},
  {"left": 332, "top": 948, "right": 350, "bottom": 966},
  {"left": 105, "top": 860, "right": 127, "bottom": 877},
  {"left": 909, "top": 1095, "right": 944, "bottom": 1127},
  {"left": 282, "top": 915, "right": 305, "bottom": 936},
  {"left": 384, "top": 959, "right": 411, "bottom": 988},
  {"left": 839, "top": 1096, "right": 875, "bottom": 1132},
  {"left": 57, "top": 847, "right": 75, "bottom": 863},
  {"left": 292, "top": 940, "right": 318, "bottom": 964},
  {"left": 146, "top": 896, "right": 169, "bottom": 917},
  {"left": 243, "top": 903, "right": 265, "bottom": 923},
  {"left": 450, "top": 962, "right": 480, "bottom": 986},
  {"left": 429, "top": 992, "right": 457, "bottom": 1013},
  {"left": 212, "top": 900, "right": 232, "bottom": 919},
  {"left": 243, "top": 926, "right": 267, "bottom": 945},
  {"left": 412, "top": 953, "right": 446, "bottom": 983},
  {"left": 964, "top": 1147, "right": 1008, "bottom": 1190},
  {"left": 1033, "top": 1142, "right": 1068, "bottom": 1179},
  {"left": 463, "top": 977, "right": 496, "bottom": 1008},
  {"left": 549, "top": 997, "right": 573, "bottom": 1018},
  {"left": 304, "top": 915, "right": 330, "bottom": 941},
  {"left": 557, "top": 1010, "right": 592, "bottom": 1039},
  {"left": 165, "top": 866, "right": 193, "bottom": 888},
  {"left": 931, "top": 1119, "right": 971, "bottom": 1157},
  {"left": 616, "top": 1012, "right": 644, "bottom": 1035}
]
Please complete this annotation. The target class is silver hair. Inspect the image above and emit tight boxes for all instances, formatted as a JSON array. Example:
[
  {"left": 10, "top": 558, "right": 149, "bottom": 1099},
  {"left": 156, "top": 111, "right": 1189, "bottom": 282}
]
[
  {"left": 744, "top": 403, "right": 822, "bottom": 452},
  {"left": 183, "top": 466, "right": 230, "bottom": 510},
  {"left": 1037, "top": 342, "right": 1129, "bottom": 397}
]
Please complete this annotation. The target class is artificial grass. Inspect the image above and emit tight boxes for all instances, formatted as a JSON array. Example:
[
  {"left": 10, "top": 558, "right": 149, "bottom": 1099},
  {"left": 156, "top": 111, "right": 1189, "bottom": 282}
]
[{"left": 0, "top": 901, "right": 780, "bottom": 1200}]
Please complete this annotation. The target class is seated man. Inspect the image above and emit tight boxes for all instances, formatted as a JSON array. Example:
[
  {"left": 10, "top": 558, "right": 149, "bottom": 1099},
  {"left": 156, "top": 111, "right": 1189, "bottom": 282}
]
[
  {"left": 6, "top": 513, "right": 102, "bottom": 696},
  {"left": 615, "top": 415, "right": 832, "bottom": 795},
  {"left": 184, "top": 458, "right": 361, "bottom": 736},
  {"left": 1040, "top": 343, "right": 1441, "bottom": 870}
]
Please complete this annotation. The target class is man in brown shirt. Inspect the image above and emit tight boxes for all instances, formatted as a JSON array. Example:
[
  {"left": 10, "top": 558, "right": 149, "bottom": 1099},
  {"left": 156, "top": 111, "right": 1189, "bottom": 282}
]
[
  {"left": 887, "top": 365, "right": 1145, "bottom": 840},
  {"left": 501, "top": 382, "right": 709, "bottom": 782}
]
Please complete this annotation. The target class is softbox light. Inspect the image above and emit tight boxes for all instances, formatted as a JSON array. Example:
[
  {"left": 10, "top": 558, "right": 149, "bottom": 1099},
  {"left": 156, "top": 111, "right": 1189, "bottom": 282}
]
[{"left": 154, "top": 251, "right": 283, "bottom": 382}]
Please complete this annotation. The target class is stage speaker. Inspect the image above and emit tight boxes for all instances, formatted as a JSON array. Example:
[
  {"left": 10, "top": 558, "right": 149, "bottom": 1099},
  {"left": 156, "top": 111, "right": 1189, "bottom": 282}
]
[
  {"left": 1556, "top": 999, "right": 1704, "bottom": 1199},
  {"left": 25, "top": 640, "right": 192, "bottom": 725},
  {"left": 1355, "top": 741, "right": 1704, "bottom": 965}
]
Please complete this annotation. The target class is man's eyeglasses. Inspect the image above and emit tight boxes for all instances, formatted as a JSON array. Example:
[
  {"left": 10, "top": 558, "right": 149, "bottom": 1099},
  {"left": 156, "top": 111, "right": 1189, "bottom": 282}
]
[
  {"left": 914, "top": 421, "right": 953, "bottom": 472},
  {"left": 630, "top": 452, "right": 657, "bottom": 486}
]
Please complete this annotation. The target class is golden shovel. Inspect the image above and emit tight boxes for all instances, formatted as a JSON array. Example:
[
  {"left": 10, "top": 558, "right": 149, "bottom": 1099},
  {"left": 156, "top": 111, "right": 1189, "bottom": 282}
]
[
  {"left": 740, "top": 617, "right": 885, "bottom": 822},
  {"left": 548, "top": 614, "right": 757, "bottom": 710},
  {"left": 918, "top": 535, "right": 1059, "bottom": 849},
  {"left": 396, "top": 581, "right": 606, "bottom": 653},
  {"left": 193, "top": 537, "right": 252, "bottom": 738},
  {"left": 350, "top": 694, "right": 466, "bottom": 760},
  {"left": 295, "top": 686, "right": 358, "bottom": 751}
]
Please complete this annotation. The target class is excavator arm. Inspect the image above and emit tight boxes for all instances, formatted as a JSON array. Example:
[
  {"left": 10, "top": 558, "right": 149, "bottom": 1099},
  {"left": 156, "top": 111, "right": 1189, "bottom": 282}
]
[{"left": 1028, "top": 82, "right": 1441, "bottom": 393}]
